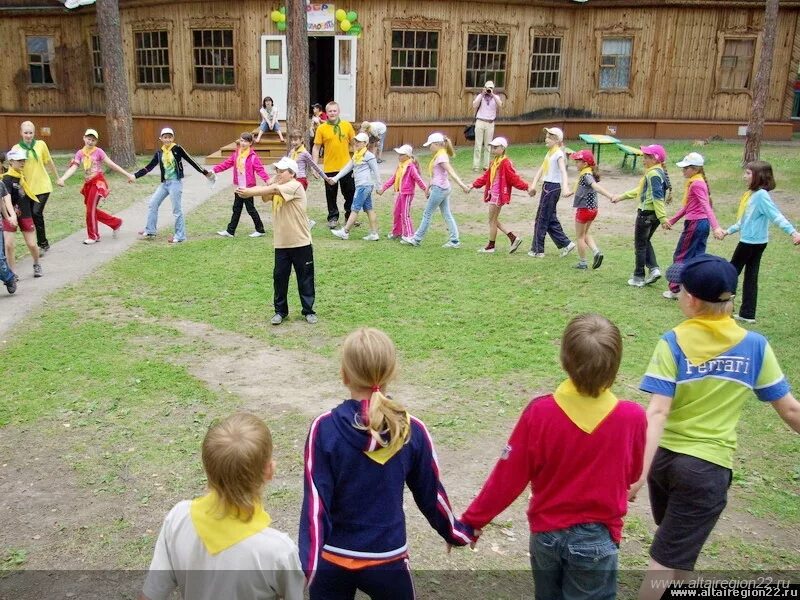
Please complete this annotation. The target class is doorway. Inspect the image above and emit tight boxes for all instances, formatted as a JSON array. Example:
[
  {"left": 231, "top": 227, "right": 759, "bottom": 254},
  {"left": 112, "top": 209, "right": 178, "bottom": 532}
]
[{"left": 309, "top": 36, "right": 334, "bottom": 108}]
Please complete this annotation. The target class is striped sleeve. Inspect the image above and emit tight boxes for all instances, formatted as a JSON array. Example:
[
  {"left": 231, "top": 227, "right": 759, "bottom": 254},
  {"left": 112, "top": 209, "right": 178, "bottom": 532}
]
[
  {"left": 754, "top": 342, "right": 791, "bottom": 402},
  {"left": 640, "top": 338, "right": 677, "bottom": 397}
]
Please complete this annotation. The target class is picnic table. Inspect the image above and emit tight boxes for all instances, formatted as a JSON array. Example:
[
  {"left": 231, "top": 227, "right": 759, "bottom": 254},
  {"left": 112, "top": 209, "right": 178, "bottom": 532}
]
[
  {"left": 615, "top": 143, "right": 643, "bottom": 170},
  {"left": 578, "top": 133, "right": 620, "bottom": 165}
]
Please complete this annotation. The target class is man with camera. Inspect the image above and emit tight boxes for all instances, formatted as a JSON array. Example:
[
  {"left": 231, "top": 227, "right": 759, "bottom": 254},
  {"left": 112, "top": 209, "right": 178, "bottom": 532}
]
[{"left": 471, "top": 81, "right": 503, "bottom": 172}]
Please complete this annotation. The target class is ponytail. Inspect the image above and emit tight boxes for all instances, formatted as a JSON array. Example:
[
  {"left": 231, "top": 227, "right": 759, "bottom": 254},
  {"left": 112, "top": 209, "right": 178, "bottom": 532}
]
[
  {"left": 661, "top": 162, "right": 673, "bottom": 204},
  {"left": 362, "top": 388, "right": 410, "bottom": 455},
  {"left": 443, "top": 137, "right": 455, "bottom": 157},
  {"left": 591, "top": 165, "right": 600, "bottom": 182},
  {"left": 698, "top": 167, "right": 712, "bottom": 207}
]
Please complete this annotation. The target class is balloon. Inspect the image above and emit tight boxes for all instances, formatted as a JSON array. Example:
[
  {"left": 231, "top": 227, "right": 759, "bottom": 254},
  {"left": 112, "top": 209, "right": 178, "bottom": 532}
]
[
  {"left": 335, "top": 8, "right": 346, "bottom": 21},
  {"left": 270, "top": 10, "right": 281, "bottom": 22},
  {"left": 277, "top": 20, "right": 287, "bottom": 31},
  {"left": 346, "top": 10, "right": 357, "bottom": 22},
  {"left": 350, "top": 24, "right": 362, "bottom": 35},
  {"left": 340, "top": 19, "right": 351, "bottom": 31},
  {"left": 279, "top": 6, "right": 286, "bottom": 13},
  {"left": 278, "top": 12, "right": 286, "bottom": 22}
]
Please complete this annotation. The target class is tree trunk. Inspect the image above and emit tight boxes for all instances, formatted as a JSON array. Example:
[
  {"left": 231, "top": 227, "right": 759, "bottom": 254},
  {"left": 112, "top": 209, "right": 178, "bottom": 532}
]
[
  {"left": 286, "top": 0, "right": 310, "bottom": 147},
  {"left": 95, "top": 0, "right": 136, "bottom": 168},
  {"left": 743, "top": 0, "right": 780, "bottom": 165}
]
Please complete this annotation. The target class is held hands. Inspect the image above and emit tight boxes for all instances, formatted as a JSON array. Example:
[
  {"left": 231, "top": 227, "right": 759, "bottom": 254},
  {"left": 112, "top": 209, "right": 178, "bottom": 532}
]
[
  {"left": 127, "top": 173, "right": 136, "bottom": 184},
  {"left": 562, "top": 191, "right": 574, "bottom": 198},
  {"left": 461, "top": 183, "right": 471, "bottom": 193},
  {"left": 324, "top": 176, "right": 335, "bottom": 185},
  {"left": 56, "top": 178, "right": 65, "bottom": 188},
  {"left": 713, "top": 227, "right": 726, "bottom": 241},
  {"left": 376, "top": 188, "right": 384, "bottom": 196},
  {"left": 661, "top": 221, "right": 671, "bottom": 231},
  {"left": 445, "top": 528, "right": 482, "bottom": 554},
  {"left": 792, "top": 231, "right": 800, "bottom": 245},
  {"left": 628, "top": 479, "right": 645, "bottom": 502},
  {"left": 235, "top": 187, "right": 255, "bottom": 198},
  {"left": 611, "top": 195, "right": 621, "bottom": 204}
]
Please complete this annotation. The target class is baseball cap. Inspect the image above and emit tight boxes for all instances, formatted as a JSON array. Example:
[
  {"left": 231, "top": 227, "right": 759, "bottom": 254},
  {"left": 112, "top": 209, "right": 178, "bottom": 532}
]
[
  {"left": 484, "top": 81, "right": 495, "bottom": 89},
  {"left": 640, "top": 144, "right": 666, "bottom": 164},
  {"left": 666, "top": 255, "right": 737, "bottom": 303},
  {"left": 422, "top": 132, "right": 445, "bottom": 147},
  {"left": 676, "top": 152, "right": 705, "bottom": 168},
  {"left": 570, "top": 149, "right": 595, "bottom": 166},
  {"left": 354, "top": 132, "right": 370, "bottom": 143},
  {"left": 394, "top": 144, "right": 414, "bottom": 156},
  {"left": 488, "top": 136, "right": 508, "bottom": 148},
  {"left": 543, "top": 127, "right": 564, "bottom": 142},
  {"left": 272, "top": 157, "right": 298, "bottom": 173},
  {"left": 84, "top": 128, "right": 99, "bottom": 138},
  {"left": 160, "top": 127, "right": 175, "bottom": 136},
  {"left": 6, "top": 148, "right": 27, "bottom": 161}
]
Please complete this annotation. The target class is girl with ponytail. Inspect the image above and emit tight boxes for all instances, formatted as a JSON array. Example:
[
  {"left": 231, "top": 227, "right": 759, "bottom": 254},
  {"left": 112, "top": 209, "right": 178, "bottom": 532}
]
[{"left": 299, "top": 327, "right": 476, "bottom": 599}]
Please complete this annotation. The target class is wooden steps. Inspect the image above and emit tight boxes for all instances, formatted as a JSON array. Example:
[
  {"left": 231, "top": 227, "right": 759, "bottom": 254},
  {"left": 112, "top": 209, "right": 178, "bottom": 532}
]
[{"left": 204, "top": 131, "right": 289, "bottom": 166}]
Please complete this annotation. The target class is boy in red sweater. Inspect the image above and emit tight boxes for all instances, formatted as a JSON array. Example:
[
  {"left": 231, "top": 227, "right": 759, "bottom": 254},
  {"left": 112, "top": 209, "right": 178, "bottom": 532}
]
[{"left": 462, "top": 313, "right": 646, "bottom": 600}]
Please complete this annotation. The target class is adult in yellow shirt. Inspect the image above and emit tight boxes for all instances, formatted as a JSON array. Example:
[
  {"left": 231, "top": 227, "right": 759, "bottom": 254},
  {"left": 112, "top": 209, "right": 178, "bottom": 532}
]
[
  {"left": 312, "top": 101, "right": 355, "bottom": 229},
  {"left": 13, "top": 121, "right": 59, "bottom": 253}
]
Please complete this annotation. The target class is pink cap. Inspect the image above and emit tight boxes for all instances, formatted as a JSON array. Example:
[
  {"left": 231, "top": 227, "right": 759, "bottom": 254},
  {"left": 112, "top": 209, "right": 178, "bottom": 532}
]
[
  {"left": 640, "top": 144, "right": 666, "bottom": 163},
  {"left": 570, "top": 149, "right": 596, "bottom": 167}
]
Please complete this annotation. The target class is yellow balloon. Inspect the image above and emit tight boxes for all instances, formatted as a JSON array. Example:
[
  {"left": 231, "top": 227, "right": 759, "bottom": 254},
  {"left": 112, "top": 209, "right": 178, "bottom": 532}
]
[
  {"left": 271, "top": 10, "right": 281, "bottom": 22},
  {"left": 340, "top": 19, "right": 351, "bottom": 31},
  {"left": 278, "top": 12, "right": 286, "bottom": 22},
  {"left": 335, "top": 8, "right": 346, "bottom": 21}
]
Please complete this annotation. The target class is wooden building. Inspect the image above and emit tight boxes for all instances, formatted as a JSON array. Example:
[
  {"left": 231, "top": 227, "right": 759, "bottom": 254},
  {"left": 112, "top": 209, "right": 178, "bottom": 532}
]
[{"left": 0, "top": 0, "right": 798, "bottom": 154}]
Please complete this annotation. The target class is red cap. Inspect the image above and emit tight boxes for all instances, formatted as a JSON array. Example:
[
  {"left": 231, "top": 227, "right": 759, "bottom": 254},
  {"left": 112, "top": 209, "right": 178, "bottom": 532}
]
[
  {"left": 640, "top": 144, "right": 666, "bottom": 164},
  {"left": 570, "top": 149, "right": 596, "bottom": 166}
]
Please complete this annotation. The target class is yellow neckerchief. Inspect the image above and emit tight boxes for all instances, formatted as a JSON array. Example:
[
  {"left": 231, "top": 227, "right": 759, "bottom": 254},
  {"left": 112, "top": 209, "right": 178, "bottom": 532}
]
[
  {"left": 5, "top": 167, "right": 38, "bottom": 201},
  {"left": 736, "top": 190, "right": 752, "bottom": 222},
  {"left": 161, "top": 143, "right": 176, "bottom": 169},
  {"left": 236, "top": 147, "right": 251, "bottom": 173},
  {"left": 540, "top": 145, "right": 558, "bottom": 176},
  {"left": 574, "top": 166, "right": 593, "bottom": 194},
  {"left": 553, "top": 379, "right": 619, "bottom": 434},
  {"left": 364, "top": 413, "right": 411, "bottom": 465},
  {"left": 681, "top": 173, "right": 704, "bottom": 206},
  {"left": 393, "top": 159, "right": 410, "bottom": 192},
  {"left": 80, "top": 146, "right": 96, "bottom": 171},
  {"left": 352, "top": 147, "right": 367, "bottom": 165},
  {"left": 290, "top": 144, "right": 306, "bottom": 161},
  {"left": 428, "top": 148, "right": 448, "bottom": 176},
  {"left": 190, "top": 490, "right": 272, "bottom": 556},
  {"left": 488, "top": 154, "right": 507, "bottom": 186},
  {"left": 674, "top": 316, "right": 746, "bottom": 367}
]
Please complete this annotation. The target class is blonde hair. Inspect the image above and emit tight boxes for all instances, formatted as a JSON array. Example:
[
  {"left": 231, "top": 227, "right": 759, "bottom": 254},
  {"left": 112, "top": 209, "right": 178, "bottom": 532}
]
[
  {"left": 360, "top": 121, "right": 371, "bottom": 133},
  {"left": 341, "top": 328, "right": 408, "bottom": 453},
  {"left": 560, "top": 314, "right": 622, "bottom": 397},
  {"left": 442, "top": 136, "right": 455, "bottom": 157},
  {"left": 692, "top": 297, "right": 734, "bottom": 316},
  {"left": 202, "top": 413, "right": 272, "bottom": 521},
  {"left": 697, "top": 166, "right": 712, "bottom": 207}
]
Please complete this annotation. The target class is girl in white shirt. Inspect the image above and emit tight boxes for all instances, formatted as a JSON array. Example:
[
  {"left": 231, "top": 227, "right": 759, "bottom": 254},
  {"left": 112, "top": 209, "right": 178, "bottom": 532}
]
[{"left": 255, "top": 97, "right": 284, "bottom": 143}]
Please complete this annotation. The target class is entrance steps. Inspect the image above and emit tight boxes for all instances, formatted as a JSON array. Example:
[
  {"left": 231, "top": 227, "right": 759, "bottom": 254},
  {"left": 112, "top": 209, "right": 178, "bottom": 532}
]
[{"left": 204, "top": 129, "right": 288, "bottom": 166}]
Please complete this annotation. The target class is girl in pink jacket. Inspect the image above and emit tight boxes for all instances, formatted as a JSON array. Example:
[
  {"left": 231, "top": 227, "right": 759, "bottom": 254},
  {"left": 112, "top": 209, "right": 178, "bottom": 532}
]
[
  {"left": 212, "top": 132, "right": 270, "bottom": 238},
  {"left": 377, "top": 145, "right": 427, "bottom": 239}
]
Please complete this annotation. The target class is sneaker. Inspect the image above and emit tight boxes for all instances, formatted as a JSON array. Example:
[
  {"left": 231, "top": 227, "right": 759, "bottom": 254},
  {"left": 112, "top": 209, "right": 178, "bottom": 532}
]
[
  {"left": 478, "top": 246, "right": 496, "bottom": 254},
  {"left": 592, "top": 251, "right": 604, "bottom": 270},
  {"left": 217, "top": 231, "right": 234, "bottom": 238},
  {"left": 527, "top": 251, "right": 545, "bottom": 258},
  {"left": 386, "top": 233, "right": 397, "bottom": 240},
  {"left": 5, "top": 278, "right": 16, "bottom": 294},
  {"left": 733, "top": 314, "right": 756, "bottom": 324},
  {"left": 400, "top": 236, "right": 419, "bottom": 246},
  {"left": 574, "top": 262, "right": 588, "bottom": 270},
  {"left": 305, "top": 314, "right": 318, "bottom": 324},
  {"left": 559, "top": 241, "right": 576, "bottom": 258},
  {"left": 662, "top": 290, "right": 678, "bottom": 299},
  {"left": 308, "top": 219, "right": 317, "bottom": 230},
  {"left": 628, "top": 277, "right": 646, "bottom": 288},
  {"left": 39, "top": 245, "right": 49, "bottom": 255},
  {"left": 138, "top": 230, "right": 156, "bottom": 240},
  {"left": 168, "top": 236, "right": 185, "bottom": 244},
  {"left": 33, "top": 264, "right": 43, "bottom": 278},
  {"left": 270, "top": 313, "right": 284, "bottom": 325},
  {"left": 249, "top": 231, "right": 266, "bottom": 238},
  {"left": 13, "top": 274, "right": 19, "bottom": 283},
  {"left": 331, "top": 228, "right": 350, "bottom": 240},
  {"left": 509, "top": 236, "right": 523, "bottom": 254},
  {"left": 442, "top": 241, "right": 461, "bottom": 249},
  {"left": 327, "top": 219, "right": 339, "bottom": 229},
  {"left": 112, "top": 224, "right": 122, "bottom": 239},
  {"left": 362, "top": 232, "right": 380, "bottom": 241},
  {"left": 83, "top": 238, "right": 98, "bottom": 245},
  {"left": 644, "top": 268, "right": 662, "bottom": 285}
]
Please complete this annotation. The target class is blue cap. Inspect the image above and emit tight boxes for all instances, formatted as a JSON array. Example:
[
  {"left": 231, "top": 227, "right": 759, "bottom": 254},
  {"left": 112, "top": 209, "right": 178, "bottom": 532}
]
[{"left": 666, "top": 255, "right": 737, "bottom": 303}]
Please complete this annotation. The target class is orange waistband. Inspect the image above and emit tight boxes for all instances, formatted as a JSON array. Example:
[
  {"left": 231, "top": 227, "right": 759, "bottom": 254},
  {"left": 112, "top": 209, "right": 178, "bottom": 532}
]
[{"left": 321, "top": 550, "right": 407, "bottom": 571}]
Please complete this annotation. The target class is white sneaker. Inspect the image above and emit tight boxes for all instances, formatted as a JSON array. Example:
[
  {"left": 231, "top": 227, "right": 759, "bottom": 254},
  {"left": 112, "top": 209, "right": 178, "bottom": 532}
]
[
  {"left": 478, "top": 246, "right": 496, "bottom": 253},
  {"left": 308, "top": 219, "right": 317, "bottom": 230},
  {"left": 662, "top": 290, "right": 678, "bottom": 299},
  {"left": 559, "top": 241, "right": 576, "bottom": 258},
  {"left": 645, "top": 268, "right": 662, "bottom": 285},
  {"left": 331, "top": 228, "right": 350, "bottom": 240},
  {"left": 628, "top": 277, "right": 646, "bottom": 288},
  {"left": 249, "top": 231, "right": 265, "bottom": 238},
  {"left": 527, "top": 251, "right": 545, "bottom": 258},
  {"left": 217, "top": 231, "right": 234, "bottom": 238},
  {"left": 83, "top": 238, "right": 98, "bottom": 245},
  {"left": 733, "top": 314, "right": 756, "bottom": 324},
  {"left": 386, "top": 233, "right": 397, "bottom": 240},
  {"left": 442, "top": 241, "right": 461, "bottom": 248},
  {"left": 400, "top": 236, "right": 419, "bottom": 246},
  {"left": 112, "top": 225, "right": 121, "bottom": 239},
  {"left": 362, "top": 232, "right": 380, "bottom": 241}
]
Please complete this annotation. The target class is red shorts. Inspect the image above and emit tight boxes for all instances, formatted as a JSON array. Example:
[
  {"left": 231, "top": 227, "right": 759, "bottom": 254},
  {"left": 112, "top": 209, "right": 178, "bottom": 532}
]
[
  {"left": 3, "top": 217, "right": 35, "bottom": 233},
  {"left": 575, "top": 208, "right": 598, "bottom": 224},
  {"left": 297, "top": 177, "right": 309, "bottom": 190}
]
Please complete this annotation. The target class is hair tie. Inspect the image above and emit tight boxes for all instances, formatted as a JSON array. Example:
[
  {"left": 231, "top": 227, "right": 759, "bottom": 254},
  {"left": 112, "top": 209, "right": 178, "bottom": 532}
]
[{"left": 371, "top": 385, "right": 381, "bottom": 393}]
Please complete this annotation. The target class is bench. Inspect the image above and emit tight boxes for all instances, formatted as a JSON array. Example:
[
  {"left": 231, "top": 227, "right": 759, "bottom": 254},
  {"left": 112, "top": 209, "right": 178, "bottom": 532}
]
[{"left": 615, "top": 143, "right": 643, "bottom": 170}]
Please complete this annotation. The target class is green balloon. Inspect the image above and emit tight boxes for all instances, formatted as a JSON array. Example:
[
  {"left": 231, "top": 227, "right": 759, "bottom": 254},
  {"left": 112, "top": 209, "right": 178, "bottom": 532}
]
[
  {"left": 350, "top": 24, "right": 362, "bottom": 35},
  {"left": 346, "top": 10, "right": 357, "bottom": 22},
  {"left": 280, "top": 6, "right": 286, "bottom": 13},
  {"left": 277, "top": 20, "right": 287, "bottom": 31}
]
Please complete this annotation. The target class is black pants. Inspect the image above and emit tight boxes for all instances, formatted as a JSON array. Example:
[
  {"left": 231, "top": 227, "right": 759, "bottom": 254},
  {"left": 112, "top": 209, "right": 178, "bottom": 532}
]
[
  {"left": 32, "top": 193, "right": 50, "bottom": 249},
  {"left": 634, "top": 210, "right": 660, "bottom": 278},
  {"left": 324, "top": 171, "right": 355, "bottom": 223},
  {"left": 729, "top": 241, "right": 767, "bottom": 320},
  {"left": 273, "top": 244, "right": 315, "bottom": 317},
  {"left": 226, "top": 194, "right": 265, "bottom": 235}
]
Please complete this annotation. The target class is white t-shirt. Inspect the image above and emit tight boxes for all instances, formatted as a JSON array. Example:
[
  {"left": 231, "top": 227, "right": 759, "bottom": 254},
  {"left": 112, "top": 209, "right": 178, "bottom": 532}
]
[
  {"left": 142, "top": 501, "right": 305, "bottom": 600},
  {"left": 543, "top": 149, "right": 565, "bottom": 184},
  {"left": 369, "top": 121, "right": 387, "bottom": 136}
]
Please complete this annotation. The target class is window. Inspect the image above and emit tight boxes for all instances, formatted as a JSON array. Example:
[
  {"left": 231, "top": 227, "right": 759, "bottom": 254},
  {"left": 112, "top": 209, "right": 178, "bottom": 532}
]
[
  {"left": 27, "top": 36, "right": 55, "bottom": 85},
  {"left": 134, "top": 30, "right": 170, "bottom": 85},
  {"left": 465, "top": 33, "right": 507, "bottom": 89},
  {"left": 193, "top": 29, "right": 235, "bottom": 86},
  {"left": 719, "top": 38, "right": 755, "bottom": 90},
  {"left": 599, "top": 37, "right": 632, "bottom": 90},
  {"left": 90, "top": 34, "right": 103, "bottom": 86},
  {"left": 390, "top": 30, "right": 439, "bottom": 88},
  {"left": 530, "top": 37, "right": 561, "bottom": 91}
]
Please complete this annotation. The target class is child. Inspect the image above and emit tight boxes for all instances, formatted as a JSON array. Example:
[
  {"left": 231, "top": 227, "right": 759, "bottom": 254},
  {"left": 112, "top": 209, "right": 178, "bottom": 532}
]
[
  {"left": 564, "top": 149, "right": 614, "bottom": 270},
  {"left": 329, "top": 132, "right": 382, "bottom": 241},
  {"left": 299, "top": 327, "right": 476, "bottom": 599},
  {"left": 469, "top": 136, "right": 527, "bottom": 254},
  {"left": 717, "top": 161, "right": 800, "bottom": 323},
  {"left": 0, "top": 154, "right": 18, "bottom": 293},
  {"left": 402, "top": 132, "right": 469, "bottom": 249},
  {"left": 2, "top": 148, "right": 42, "bottom": 277},
  {"left": 661, "top": 152, "right": 724, "bottom": 299},
  {"left": 135, "top": 127, "right": 212, "bottom": 243},
  {"left": 213, "top": 132, "right": 270, "bottom": 238},
  {"left": 461, "top": 314, "right": 646, "bottom": 600},
  {"left": 140, "top": 413, "right": 305, "bottom": 600},
  {"left": 255, "top": 96, "right": 284, "bottom": 143},
  {"left": 612, "top": 144, "right": 668, "bottom": 287},
  {"left": 527, "top": 127, "right": 574, "bottom": 258},
  {"left": 57, "top": 128, "right": 134, "bottom": 245},
  {"left": 236, "top": 157, "right": 317, "bottom": 325},
  {"left": 287, "top": 130, "right": 326, "bottom": 191},
  {"left": 377, "top": 144, "right": 427, "bottom": 240},
  {"left": 359, "top": 120, "right": 387, "bottom": 162},
  {"left": 632, "top": 254, "right": 800, "bottom": 600}
]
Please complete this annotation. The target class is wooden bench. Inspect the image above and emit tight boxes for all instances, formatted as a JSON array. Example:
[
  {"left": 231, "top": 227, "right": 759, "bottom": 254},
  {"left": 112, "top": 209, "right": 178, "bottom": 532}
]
[{"left": 615, "top": 143, "right": 643, "bottom": 170}]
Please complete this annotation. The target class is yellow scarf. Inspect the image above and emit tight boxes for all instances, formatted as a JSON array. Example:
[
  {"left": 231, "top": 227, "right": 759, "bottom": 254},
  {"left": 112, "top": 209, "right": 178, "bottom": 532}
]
[
  {"left": 489, "top": 155, "right": 506, "bottom": 186},
  {"left": 540, "top": 145, "right": 558, "bottom": 176},
  {"left": 674, "top": 316, "right": 746, "bottom": 367},
  {"left": 80, "top": 146, "right": 96, "bottom": 171},
  {"left": 574, "top": 166, "right": 593, "bottom": 194},
  {"left": 5, "top": 167, "right": 38, "bottom": 202},
  {"left": 190, "top": 491, "right": 272, "bottom": 555},
  {"left": 364, "top": 413, "right": 411, "bottom": 465},
  {"left": 352, "top": 147, "right": 368, "bottom": 165},
  {"left": 681, "top": 173, "right": 704, "bottom": 206},
  {"left": 290, "top": 144, "right": 306, "bottom": 161},
  {"left": 161, "top": 143, "right": 176, "bottom": 169},
  {"left": 553, "top": 379, "right": 619, "bottom": 434},
  {"left": 736, "top": 190, "right": 752, "bottom": 222},
  {"left": 393, "top": 160, "right": 410, "bottom": 192},
  {"left": 236, "top": 147, "right": 251, "bottom": 173},
  {"left": 428, "top": 148, "right": 447, "bottom": 176},
  {"left": 271, "top": 193, "right": 284, "bottom": 212}
]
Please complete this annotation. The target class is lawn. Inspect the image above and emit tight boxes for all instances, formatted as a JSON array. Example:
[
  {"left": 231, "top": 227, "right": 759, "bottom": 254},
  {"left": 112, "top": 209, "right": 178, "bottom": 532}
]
[{"left": 1, "top": 139, "right": 798, "bottom": 597}]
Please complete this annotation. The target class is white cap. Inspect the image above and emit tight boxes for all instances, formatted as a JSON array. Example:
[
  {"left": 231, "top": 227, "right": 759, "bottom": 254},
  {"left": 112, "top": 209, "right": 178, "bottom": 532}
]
[
  {"left": 484, "top": 81, "right": 495, "bottom": 89},
  {"left": 354, "top": 132, "right": 370, "bottom": 143},
  {"left": 543, "top": 127, "right": 564, "bottom": 142},
  {"left": 6, "top": 148, "right": 27, "bottom": 161},
  {"left": 160, "top": 127, "right": 175, "bottom": 136},
  {"left": 394, "top": 144, "right": 414, "bottom": 156},
  {"left": 273, "top": 157, "right": 298, "bottom": 173},
  {"left": 84, "top": 128, "right": 99, "bottom": 138},
  {"left": 422, "top": 132, "right": 445, "bottom": 147},
  {"left": 488, "top": 136, "right": 508, "bottom": 148},
  {"left": 676, "top": 152, "right": 705, "bottom": 168}
]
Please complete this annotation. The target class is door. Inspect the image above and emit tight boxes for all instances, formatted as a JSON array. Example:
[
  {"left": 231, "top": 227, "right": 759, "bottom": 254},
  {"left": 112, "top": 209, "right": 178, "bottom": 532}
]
[
  {"left": 334, "top": 35, "right": 357, "bottom": 121},
  {"left": 261, "top": 35, "right": 288, "bottom": 120}
]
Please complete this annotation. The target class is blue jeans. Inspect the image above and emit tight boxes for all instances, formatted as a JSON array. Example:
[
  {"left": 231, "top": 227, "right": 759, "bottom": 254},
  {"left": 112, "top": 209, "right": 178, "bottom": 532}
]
[
  {"left": 530, "top": 523, "right": 618, "bottom": 600},
  {"left": 144, "top": 179, "right": 185, "bottom": 241},
  {"left": 351, "top": 185, "right": 374, "bottom": 212},
  {"left": 413, "top": 185, "right": 459, "bottom": 243},
  {"left": 0, "top": 234, "right": 14, "bottom": 284}
]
